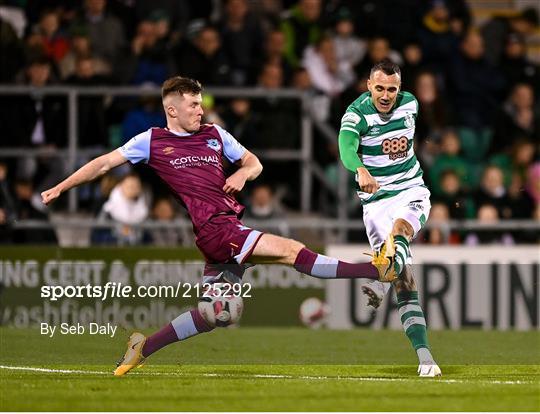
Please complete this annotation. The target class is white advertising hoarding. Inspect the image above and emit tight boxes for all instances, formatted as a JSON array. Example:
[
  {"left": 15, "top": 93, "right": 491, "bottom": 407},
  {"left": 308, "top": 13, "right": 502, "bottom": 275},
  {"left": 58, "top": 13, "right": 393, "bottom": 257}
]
[{"left": 326, "top": 245, "right": 539, "bottom": 331}]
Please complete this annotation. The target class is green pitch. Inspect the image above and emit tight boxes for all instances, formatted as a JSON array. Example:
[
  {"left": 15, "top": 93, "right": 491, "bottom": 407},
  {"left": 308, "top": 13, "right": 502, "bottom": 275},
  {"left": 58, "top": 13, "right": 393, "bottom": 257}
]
[{"left": 1, "top": 328, "right": 539, "bottom": 411}]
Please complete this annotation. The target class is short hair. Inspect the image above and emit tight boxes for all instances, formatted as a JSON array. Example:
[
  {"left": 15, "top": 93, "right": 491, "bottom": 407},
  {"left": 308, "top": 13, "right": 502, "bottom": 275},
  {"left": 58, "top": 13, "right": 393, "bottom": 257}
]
[
  {"left": 161, "top": 76, "right": 203, "bottom": 100},
  {"left": 370, "top": 59, "right": 401, "bottom": 78}
]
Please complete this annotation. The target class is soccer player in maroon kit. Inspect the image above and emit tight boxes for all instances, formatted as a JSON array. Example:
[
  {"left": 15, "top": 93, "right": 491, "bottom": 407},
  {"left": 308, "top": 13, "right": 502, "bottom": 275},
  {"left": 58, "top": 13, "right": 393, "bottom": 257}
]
[{"left": 41, "top": 76, "right": 396, "bottom": 376}]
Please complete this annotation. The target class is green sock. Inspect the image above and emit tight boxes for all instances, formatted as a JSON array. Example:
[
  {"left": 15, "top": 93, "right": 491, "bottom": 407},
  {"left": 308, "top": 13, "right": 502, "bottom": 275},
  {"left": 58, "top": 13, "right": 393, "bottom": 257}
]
[
  {"left": 394, "top": 235, "right": 410, "bottom": 275},
  {"left": 397, "top": 291, "right": 431, "bottom": 360}
]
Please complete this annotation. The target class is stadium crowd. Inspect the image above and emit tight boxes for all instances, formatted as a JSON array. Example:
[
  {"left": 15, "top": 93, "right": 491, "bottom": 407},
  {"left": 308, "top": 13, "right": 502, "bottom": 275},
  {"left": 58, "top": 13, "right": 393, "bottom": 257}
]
[{"left": 0, "top": 0, "right": 538, "bottom": 245}]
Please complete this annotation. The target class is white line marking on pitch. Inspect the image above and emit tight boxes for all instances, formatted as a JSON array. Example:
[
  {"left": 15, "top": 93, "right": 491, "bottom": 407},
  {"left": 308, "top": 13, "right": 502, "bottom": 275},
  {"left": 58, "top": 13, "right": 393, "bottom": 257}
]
[
  {"left": 0, "top": 365, "right": 534, "bottom": 385},
  {"left": 0, "top": 365, "right": 110, "bottom": 375}
]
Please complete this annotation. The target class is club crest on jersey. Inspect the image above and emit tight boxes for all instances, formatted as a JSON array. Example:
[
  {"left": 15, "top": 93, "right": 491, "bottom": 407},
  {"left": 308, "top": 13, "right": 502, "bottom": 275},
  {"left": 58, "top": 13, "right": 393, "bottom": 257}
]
[
  {"left": 404, "top": 113, "right": 415, "bottom": 128},
  {"left": 206, "top": 139, "right": 221, "bottom": 152}
]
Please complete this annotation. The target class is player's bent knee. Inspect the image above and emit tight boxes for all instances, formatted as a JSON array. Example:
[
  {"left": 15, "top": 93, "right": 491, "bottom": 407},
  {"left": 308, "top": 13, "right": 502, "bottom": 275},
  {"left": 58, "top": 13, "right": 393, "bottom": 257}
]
[
  {"left": 392, "top": 218, "right": 414, "bottom": 238},
  {"left": 198, "top": 295, "right": 244, "bottom": 328}
]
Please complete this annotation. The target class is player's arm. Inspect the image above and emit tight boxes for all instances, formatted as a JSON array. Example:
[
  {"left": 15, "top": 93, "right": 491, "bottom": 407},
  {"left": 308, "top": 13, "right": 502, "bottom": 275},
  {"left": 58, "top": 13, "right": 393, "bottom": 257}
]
[
  {"left": 338, "top": 111, "right": 379, "bottom": 194},
  {"left": 41, "top": 150, "right": 128, "bottom": 205},
  {"left": 224, "top": 150, "right": 263, "bottom": 195}
]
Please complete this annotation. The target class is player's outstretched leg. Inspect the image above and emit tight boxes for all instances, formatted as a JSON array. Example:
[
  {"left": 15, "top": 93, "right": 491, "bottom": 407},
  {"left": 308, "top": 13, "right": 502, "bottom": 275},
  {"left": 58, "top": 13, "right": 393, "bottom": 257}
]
[
  {"left": 395, "top": 268, "right": 441, "bottom": 377},
  {"left": 384, "top": 219, "right": 441, "bottom": 377},
  {"left": 250, "top": 233, "right": 397, "bottom": 282},
  {"left": 114, "top": 308, "right": 213, "bottom": 376}
]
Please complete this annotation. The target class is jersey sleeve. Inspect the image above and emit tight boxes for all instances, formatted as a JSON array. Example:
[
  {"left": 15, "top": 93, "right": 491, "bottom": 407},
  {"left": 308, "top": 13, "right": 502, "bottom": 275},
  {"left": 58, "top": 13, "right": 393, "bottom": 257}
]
[
  {"left": 338, "top": 109, "right": 368, "bottom": 172},
  {"left": 118, "top": 129, "right": 152, "bottom": 164},
  {"left": 214, "top": 124, "right": 247, "bottom": 163}
]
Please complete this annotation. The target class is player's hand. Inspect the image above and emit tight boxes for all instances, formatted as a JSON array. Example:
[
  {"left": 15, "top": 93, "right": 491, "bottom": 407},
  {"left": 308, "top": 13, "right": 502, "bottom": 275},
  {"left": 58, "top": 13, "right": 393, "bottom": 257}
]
[
  {"left": 223, "top": 171, "right": 247, "bottom": 195},
  {"left": 41, "top": 186, "right": 62, "bottom": 205},
  {"left": 356, "top": 167, "right": 380, "bottom": 194}
]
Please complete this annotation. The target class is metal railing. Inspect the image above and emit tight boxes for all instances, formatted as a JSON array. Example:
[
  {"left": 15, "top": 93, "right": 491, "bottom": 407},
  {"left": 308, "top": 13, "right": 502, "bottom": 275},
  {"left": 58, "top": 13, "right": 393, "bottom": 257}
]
[
  {"left": 6, "top": 217, "right": 539, "bottom": 247},
  {"left": 0, "top": 85, "right": 345, "bottom": 218},
  {"left": 11, "top": 217, "right": 540, "bottom": 231}
]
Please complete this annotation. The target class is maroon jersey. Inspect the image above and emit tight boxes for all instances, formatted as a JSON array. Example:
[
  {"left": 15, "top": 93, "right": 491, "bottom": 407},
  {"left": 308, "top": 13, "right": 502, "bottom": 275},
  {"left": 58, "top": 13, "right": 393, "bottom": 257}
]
[{"left": 119, "top": 124, "right": 247, "bottom": 234}]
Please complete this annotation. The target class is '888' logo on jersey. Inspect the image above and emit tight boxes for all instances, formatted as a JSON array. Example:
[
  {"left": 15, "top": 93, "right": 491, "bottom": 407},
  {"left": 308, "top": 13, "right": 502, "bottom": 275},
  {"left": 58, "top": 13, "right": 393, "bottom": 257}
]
[{"left": 382, "top": 136, "right": 408, "bottom": 160}]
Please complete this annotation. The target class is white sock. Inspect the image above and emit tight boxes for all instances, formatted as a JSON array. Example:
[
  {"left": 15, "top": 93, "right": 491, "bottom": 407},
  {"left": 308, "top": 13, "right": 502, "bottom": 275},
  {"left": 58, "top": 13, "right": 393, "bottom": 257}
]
[{"left": 417, "top": 347, "right": 435, "bottom": 364}]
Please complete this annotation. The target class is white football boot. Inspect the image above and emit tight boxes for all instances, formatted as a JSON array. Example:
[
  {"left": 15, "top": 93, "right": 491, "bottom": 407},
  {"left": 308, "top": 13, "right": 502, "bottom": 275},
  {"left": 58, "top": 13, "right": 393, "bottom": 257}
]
[
  {"left": 418, "top": 362, "right": 442, "bottom": 377},
  {"left": 361, "top": 281, "right": 391, "bottom": 309}
]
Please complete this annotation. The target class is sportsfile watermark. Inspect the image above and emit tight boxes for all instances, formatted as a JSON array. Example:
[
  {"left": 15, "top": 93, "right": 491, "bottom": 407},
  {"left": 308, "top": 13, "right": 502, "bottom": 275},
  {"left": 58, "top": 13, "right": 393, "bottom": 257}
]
[
  {"left": 40, "top": 282, "right": 253, "bottom": 302},
  {"left": 1, "top": 248, "right": 538, "bottom": 366}
]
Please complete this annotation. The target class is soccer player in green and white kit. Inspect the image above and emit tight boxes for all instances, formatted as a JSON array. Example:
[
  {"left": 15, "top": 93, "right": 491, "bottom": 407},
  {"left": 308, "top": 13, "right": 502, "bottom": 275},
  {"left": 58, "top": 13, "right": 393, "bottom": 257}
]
[{"left": 338, "top": 59, "right": 441, "bottom": 377}]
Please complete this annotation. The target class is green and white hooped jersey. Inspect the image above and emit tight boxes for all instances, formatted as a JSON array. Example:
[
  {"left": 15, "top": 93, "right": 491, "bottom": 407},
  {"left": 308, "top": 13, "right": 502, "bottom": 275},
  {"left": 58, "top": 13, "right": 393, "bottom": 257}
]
[{"left": 340, "top": 91, "right": 425, "bottom": 204}]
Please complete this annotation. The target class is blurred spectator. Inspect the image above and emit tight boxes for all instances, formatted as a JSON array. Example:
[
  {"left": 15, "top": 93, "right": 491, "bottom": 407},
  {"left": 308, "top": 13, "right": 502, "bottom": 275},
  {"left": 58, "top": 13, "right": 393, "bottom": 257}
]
[
  {"left": 148, "top": 197, "right": 187, "bottom": 246},
  {"left": 175, "top": 25, "right": 231, "bottom": 85},
  {"left": 66, "top": 55, "right": 109, "bottom": 147},
  {"left": 424, "top": 202, "right": 456, "bottom": 245},
  {"left": 253, "top": 62, "right": 300, "bottom": 205},
  {"left": 0, "top": 162, "right": 16, "bottom": 243},
  {"left": 280, "top": 0, "right": 323, "bottom": 68},
  {"left": 2, "top": 57, "right": 67, "bottom": 191},
  {"left": 499, "top": 33, "right": 539, "bottom": 93},
  {"left": 244, "top": 183, "right": 289, "bottom": 236},
  {"left": 0, "top": 18, "right": 25, "bottom": 82},
  {"left": 249, "top": 0, "right": 283, "bottom": 34},
  {"left": 413, "top": 71, "right": 451, "bottom": 165},
  {"left": 481, "top": 7, "right": 539, "bottom": 66},
  {"left": 254, "top": 62, "right": 299, "bottom": 148},
  {"left": 94, "top": 173, "right": 150, "bottom": 245},
  {"left": 217, "top": 0, "right": 264, "bottom": 86},
  {"left": 432, "top": 169, "right": 475, "bottom": 219},
  {"left": 58, "top": 27, "right": 110, "bottom": 79},
  {"left": 400, "top": 43, "right": 423, "bottom": 90},
  {"left": 0, "top": 3, "right": 27, "bottom": 38},
  {"left": 475, "top": 165, "right": 511, "bottom": 219},
  {"left": 255, "top": 29, "right": 293, "bottom": 85},
  {"left": 447, "top": 29, "right": 505, "bottom": 129},
  {"left": 73, "top": 0, "right": 126, "bottom": 67},
  {"left": 121, "top": 96, "right": 166, "bottom": 143},
  {"left": 135, "top": 0, "right": 190, "bottom": 44},
  {"left": 331, "top": 7, "right": 366, "bottom": 70},
  {"left": 11, "top": 179, "right": 57, "bottom": 244},
  {"left": 445, "top": 0, "right": 471, "bottom": 36},
  {"left": 24, "top": 0, "right": 78, "bottom": 30},
  {"left": 35, "top": 9, "right": 70, "bottom": 64},
  {"left": 506, "top": 171, "right": 535, "bottom": 219},
  {"left": 492, "top": 83, "right": 539, "bottom": 153},
  {"left": 429, "top": 130, "right": 470, "bottom": 191},
  {"left": 354, "top": 37, "right": 402, "bottom": 80},
  {"left": 465, "top": 204, "right": 514, "bottom": 245},
  {"left": 220, "top": 98, "right": 259, "bottom": 148},
  {"left": 126, "top": 19, "right": 172, "bottom": 86},
  {"left": 292, "top": 67, "right": 331, "bottom": 122},
  {"left": 491, "top": 138, "right": 537, "bottom": 189},
  {"left": 417, "top": 0, "right": 460, "bottom": 76},
  {"left": 526, "top": 162, "right": 540, "bottom": 207},
  {"left": 338, "top": 0, "right": 421, "bottom": 50},
  {"left": 302, "top": 35, "right": 355, "bottom": 97},
  {"left": 23, "top": 22, "right": 49, "bottom": 64},
  {"left": 90, "top": 173, "right": 119, "bottom": 215}
]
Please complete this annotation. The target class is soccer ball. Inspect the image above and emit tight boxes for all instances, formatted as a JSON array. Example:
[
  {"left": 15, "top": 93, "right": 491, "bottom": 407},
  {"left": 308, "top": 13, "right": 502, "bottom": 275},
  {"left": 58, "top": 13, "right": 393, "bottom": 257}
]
[
  {"left": 299, "top": 297, "right": 330, "bottom": 329},
  {"left": 198, "top": 286, "right": 244, "bottom": 327}
]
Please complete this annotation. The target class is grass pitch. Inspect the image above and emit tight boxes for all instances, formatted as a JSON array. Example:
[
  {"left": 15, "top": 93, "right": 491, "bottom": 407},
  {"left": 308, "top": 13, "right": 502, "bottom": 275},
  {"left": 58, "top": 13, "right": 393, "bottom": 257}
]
[{"left": 1, "top": 328, "right": 539, "bottom": 411}]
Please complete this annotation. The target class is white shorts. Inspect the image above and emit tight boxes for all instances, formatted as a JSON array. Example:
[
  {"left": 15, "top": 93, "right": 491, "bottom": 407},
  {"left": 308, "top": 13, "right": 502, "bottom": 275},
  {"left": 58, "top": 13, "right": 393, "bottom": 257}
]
[{"left": 362, "top": 186, "right": 431, "bottom": 251}]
